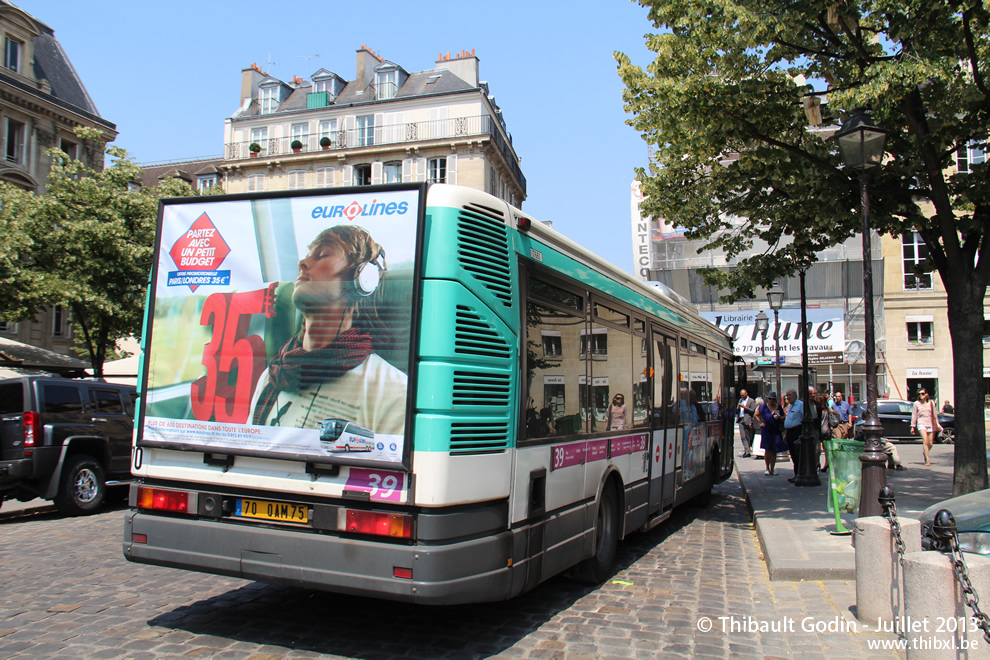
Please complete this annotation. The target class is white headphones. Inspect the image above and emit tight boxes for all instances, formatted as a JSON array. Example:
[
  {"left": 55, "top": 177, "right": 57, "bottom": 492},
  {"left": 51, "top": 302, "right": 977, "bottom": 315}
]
[{"left": 353, "top": 247, "right": 385, "bottom": 297}]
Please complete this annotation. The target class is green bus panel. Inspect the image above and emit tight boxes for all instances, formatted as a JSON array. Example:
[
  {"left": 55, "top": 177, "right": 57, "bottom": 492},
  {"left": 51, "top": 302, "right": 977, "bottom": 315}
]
[
  {"left": 422, "top": 205, "right": 520, "bottom": 331},
  {"left": 413, "top": 279, "right": 518, "bottom": 454}
]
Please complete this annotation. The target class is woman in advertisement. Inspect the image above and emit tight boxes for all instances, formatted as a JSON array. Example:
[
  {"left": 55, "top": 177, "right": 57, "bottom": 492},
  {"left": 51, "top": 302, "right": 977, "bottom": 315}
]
[{"left": 250, "top": 225, "right": 407, "bottom": 436}]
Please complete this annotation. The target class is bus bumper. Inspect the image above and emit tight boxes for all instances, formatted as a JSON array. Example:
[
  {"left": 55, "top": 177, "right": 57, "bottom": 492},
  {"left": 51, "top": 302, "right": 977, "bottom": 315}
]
[{"left": 123, "top": 510, "right": 516, "bottom": 605}]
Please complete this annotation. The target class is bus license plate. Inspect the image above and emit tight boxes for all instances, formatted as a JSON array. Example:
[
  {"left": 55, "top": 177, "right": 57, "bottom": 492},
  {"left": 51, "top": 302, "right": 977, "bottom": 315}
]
[{"left": 237, "top": 498, "right": 309, "bottom": 524}]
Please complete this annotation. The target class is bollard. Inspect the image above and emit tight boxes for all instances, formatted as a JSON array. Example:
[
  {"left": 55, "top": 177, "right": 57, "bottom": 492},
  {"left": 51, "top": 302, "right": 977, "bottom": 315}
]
[
  {"left": 903, "top": 551, "right": 990, "bottom": 659},
  {"left": 854, "top": 516, "right": 921, "bottom": 624}
]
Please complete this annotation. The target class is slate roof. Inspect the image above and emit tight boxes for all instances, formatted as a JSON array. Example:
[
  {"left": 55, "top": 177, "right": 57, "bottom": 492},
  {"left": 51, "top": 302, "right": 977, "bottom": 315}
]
[
  {"left": 236, "top": 68, "right": 478, "bottom": 119},
  {"left": 137, "top": 156, "right": 225, "bottom": 189},
  {"left": 0, "top": 1, "right": 114, "bottom": 130}
]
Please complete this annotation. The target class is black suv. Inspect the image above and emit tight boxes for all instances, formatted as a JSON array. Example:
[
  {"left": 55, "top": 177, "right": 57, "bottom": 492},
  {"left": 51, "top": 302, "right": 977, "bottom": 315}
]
[{"left": 0, "top": 376, "right": 136, "bottom": 515}]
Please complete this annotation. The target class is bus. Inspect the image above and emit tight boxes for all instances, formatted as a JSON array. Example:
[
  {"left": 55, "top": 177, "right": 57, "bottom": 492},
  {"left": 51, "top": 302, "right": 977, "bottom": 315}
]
[
  {"left": 124, "top": 183, "right": 741, "bottom": 604},
  {"left": 319, "top": 419, "right": 375, "bottom": 453}
]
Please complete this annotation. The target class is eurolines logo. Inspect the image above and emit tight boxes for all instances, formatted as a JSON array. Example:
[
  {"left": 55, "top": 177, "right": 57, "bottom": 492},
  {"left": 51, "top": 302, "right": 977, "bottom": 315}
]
[{"left": 311, "top": 198, "right": 410, "bottom": 221}]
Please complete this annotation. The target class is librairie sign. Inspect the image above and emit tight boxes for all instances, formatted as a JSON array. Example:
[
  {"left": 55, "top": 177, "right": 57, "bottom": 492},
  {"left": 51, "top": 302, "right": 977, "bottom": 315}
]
[{"left": 701, "top": 309, "right": 846, "bottom": 358}]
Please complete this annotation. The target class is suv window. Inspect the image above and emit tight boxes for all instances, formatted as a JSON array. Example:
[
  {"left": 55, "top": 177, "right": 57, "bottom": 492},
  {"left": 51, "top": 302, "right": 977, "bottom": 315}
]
[
  {"left": 91, "top": 388, "right": 124, "bottom": 414},
  {"left": 41, "top": 384, "right": 83, "bottom": 414},
  {"left": 0, "top": 382, "right": 23, "bottom": 414},
  {"left": 877, "top": 403, "right": 896, "bottom": 415}
]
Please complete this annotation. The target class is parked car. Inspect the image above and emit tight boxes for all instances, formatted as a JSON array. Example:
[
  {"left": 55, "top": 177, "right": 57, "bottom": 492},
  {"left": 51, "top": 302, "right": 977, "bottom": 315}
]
[
  {"left": 0, "top": 376, "right": 137, "bottom": 515},
  {"left": 852, "top": 399, "right": 954, "bottom": 444},
  {"left": 920, "top": 487, "right": 990, "bottom": 555}
]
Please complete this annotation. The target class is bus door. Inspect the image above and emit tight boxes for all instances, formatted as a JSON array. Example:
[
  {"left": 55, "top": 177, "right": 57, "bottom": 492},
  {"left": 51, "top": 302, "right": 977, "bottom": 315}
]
[{"left": 649, "top": 331, "right": 677, "bottom": 514}]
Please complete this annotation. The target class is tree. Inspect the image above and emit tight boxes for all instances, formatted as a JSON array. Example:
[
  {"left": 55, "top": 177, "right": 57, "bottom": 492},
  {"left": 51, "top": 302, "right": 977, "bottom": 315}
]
[
  {"left": 0, "top": 127, "right": 205, "bottom": 376},
  {"left": 617, "top": 0, "right": 990, "bottom": 495}
]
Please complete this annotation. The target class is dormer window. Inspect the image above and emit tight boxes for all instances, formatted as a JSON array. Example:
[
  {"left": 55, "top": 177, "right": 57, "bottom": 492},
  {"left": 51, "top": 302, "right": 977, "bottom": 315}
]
[
  {"left": 4, "top": 37, "right": 21, "bottom": 73},
  {"left": 314, "top": 79, "right": 333, "bottom": 96},
  {"left": 376, "top": 70, "right": 398, "bottom": 100},
  {"left": 259, "top": 86, "right": 278, "bottom": 115}
]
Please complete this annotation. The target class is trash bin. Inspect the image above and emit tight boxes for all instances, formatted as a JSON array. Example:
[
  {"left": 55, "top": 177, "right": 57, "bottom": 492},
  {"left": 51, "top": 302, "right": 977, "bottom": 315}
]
[{"left": 826, "top": 438, "right": 864, "bottom": 514}]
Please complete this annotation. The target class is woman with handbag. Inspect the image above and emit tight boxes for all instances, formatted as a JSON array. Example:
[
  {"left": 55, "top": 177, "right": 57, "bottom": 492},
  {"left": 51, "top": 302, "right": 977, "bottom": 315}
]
[
  {"left": 754, "top": 392, "right": 788, "bottom": 476},
  {"left": 910, "top": 389, "right": 941, "bottom": 466}
]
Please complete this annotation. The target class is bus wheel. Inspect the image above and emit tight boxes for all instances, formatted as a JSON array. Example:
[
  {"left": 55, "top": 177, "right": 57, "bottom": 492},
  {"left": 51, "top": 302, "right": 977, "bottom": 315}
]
[{"left": 572, "top": 482, "right": 620, "bottom": 584}]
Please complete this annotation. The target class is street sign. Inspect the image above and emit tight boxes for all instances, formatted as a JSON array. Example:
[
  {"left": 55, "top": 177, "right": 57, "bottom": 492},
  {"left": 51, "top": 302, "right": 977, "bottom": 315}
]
[
  {"left": 756, "top": 357, "right": 783, "bottom": 365},
  {"left": 808, "top": 351, "right": 844, "bottom": 365}
]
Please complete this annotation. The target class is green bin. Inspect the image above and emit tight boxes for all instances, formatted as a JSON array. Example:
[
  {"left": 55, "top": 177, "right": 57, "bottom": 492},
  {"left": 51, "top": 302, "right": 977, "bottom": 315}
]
[{"left": 826, "top": 438, "right": 865, "bottom": 514}]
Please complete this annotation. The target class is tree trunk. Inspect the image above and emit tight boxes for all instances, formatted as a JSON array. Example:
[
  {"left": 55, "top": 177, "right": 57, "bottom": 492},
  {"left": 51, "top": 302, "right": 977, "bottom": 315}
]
[{"left": 945, "top": 273, "right": 989, "bottom": 496}]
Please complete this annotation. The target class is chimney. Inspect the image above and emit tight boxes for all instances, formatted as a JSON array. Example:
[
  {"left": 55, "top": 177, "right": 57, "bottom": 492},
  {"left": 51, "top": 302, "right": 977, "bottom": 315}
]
[
  {"left": 355, "top": 45, "right": 378, "bottom": 89},
  {"left": 436, "top": 49, "right": 479, "bottom": 87},
  {"left": 241, "top": 64, "right": 266, "bottom": 105}
]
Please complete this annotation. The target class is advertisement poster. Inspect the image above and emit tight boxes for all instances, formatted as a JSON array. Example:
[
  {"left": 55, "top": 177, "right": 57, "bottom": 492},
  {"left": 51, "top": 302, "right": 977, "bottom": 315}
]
[{"left": 139, "top": 188, "right": 420, "bottom": 468}]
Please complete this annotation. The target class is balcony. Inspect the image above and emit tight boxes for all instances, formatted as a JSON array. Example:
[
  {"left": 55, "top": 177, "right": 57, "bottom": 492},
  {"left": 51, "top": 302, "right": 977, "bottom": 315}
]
[{"left": 226, "top": 114, "right": 526, "bottom": 193}]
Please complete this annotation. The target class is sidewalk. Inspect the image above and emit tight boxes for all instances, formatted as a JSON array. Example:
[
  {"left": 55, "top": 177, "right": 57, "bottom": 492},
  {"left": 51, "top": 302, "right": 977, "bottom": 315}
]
[{"left": 736, "top": 436, "right": 955, "bottom": 581}]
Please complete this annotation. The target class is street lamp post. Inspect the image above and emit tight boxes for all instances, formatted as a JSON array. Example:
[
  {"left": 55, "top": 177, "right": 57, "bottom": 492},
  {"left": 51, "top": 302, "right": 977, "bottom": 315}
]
[
  {"left": 795, "top": 267, "right": 821, "bottom": 487},
  {"left": 835, "top": 108, "right": 888, "bottom": 517},
  {"left": 755, "top": 310, "right": 769, "bottom": 396},
  {"left": 766, "top": 282, "right": 784, "bottom": 397}
]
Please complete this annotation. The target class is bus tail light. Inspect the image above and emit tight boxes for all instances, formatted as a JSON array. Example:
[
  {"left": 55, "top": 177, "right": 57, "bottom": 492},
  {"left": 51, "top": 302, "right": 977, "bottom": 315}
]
[
  {"left": 393, "top": 566, "right": 413, "bottom": 579},
  {"left": 341, "top": 509, "right": 412, "bottom": 539},
  {"left": 23, "top": 411, "right": 38, "bottom": 455},
  {"left": 137, "top": 486, "right": 190, "bottom": 513}
]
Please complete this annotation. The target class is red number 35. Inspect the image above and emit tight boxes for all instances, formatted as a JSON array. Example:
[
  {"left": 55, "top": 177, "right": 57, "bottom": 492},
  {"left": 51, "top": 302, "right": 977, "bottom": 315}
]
[{"left": 190, "top": 286, "right": 275, "bottom": 423}]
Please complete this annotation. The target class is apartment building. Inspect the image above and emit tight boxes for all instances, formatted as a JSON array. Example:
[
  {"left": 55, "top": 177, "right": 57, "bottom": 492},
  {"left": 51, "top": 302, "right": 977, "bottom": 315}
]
[
  {"left": 0, "top": 1, "right": 117, "bottom": 359},
  {"left": 218, "top": 46, "right": 526, "bottom": 206},
  {"left": 881, "top": 140, "right": 990, "bottom": 408}
]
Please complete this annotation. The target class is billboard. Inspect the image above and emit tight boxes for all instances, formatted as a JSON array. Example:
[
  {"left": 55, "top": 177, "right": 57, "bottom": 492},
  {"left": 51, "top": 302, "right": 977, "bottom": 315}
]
[
  {"left": 139, "top": 187, "right": 421, "bottom": 469},
  {"left": 701, "top": 308, "right": 846, "bottom": 359}
]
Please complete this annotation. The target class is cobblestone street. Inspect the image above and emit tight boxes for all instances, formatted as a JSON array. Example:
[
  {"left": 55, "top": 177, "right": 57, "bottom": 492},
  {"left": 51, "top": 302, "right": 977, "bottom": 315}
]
[{"left": 0, "top": 478, "right": 901, "bottom": 659}]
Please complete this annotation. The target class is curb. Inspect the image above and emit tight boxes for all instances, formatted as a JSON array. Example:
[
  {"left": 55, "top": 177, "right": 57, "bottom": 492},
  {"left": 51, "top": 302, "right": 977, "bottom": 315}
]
[{"left": 736, "top": 465, "right": 856, "bottom": 582}]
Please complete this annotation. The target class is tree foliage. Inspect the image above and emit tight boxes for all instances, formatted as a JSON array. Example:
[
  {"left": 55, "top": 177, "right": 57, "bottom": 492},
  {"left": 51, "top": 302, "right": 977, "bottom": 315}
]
[
  {"left": 617, "top": 0, "right": 990, "bottom": 495},
  {"left": 0, "top": 127, "right": 211, "bottom": 376}
]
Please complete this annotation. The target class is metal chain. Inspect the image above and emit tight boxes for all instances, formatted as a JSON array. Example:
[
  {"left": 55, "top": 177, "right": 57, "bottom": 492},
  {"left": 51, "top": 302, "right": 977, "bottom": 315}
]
[
  {"left": 878, "top": 486, "right": 907, "bottom": 565},
  {"left": 933, "top": 510, "right": 990, "bottom": 644}
]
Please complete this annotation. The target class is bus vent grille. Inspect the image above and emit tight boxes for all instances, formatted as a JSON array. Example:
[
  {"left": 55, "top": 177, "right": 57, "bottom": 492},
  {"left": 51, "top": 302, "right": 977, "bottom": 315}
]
[
  {"left": 452, "top": 371, "right": 511, "bottom": 407},
  {"left": 462, "top": 202, "right": 505, "bottom": 222},
  {"left": 456, "top": 209, "right": 512, "bottom": 307},
  {"left": 454, "top": 305, "right": 512, "bottom": 359},
  {"left": 449, "top": 421, "right": 509, "bottom": 455}
]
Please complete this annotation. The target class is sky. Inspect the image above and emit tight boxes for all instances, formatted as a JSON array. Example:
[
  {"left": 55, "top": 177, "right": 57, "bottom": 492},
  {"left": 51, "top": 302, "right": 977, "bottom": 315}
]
[{"left": 14, "top": 0, "right": 658, "bottom": 276}]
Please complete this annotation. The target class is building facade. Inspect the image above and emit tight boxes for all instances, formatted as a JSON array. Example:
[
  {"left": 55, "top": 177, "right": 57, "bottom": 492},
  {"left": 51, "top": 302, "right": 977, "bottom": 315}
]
[
  {"left": 218, "top": 47, "right": 525, "bottom": 206},
  {"left": 631, "top": 179, "right": 886, "bottom": 402},
  {"left": 881, "top": 140, "right": 990, "bottom": 409},
  {"left": 0, "top": 1, "right": 117, "bottom": 358}
]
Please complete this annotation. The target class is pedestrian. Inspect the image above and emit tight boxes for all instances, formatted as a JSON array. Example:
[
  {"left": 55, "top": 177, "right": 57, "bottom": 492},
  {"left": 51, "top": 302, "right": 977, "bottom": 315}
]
[
  {"left": 754, "top": 392, "right": 787, "bottom": 476},
  {"left": 815, "top": 392, "right": 832, "bottom": 472},
  {"left": 709, "top": 393, "right": 722, "bottom": 422},
  {"left": 783, "top": 389, "right": 804, "bottom": 482},
  {"left": 942, "top": 400, "right": 954, "bottom": 414},
  {"left": 752, "top": 396, "right": 765, "bottom": 457},
  {"left": 829, "top": 391, "right": 852, "bottom": 439},
  {"left": 911, "top": 388, "right": 941, "bottom": 466},
  {"left": 736, "top": 389, "right": 756, "bottom": 458},
  {"left": 607, "top": 393, "right": 627, "bottom": 431}
]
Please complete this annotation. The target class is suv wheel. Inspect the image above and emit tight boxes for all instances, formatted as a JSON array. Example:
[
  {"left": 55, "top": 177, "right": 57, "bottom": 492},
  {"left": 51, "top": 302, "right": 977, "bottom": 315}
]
[{"left": 54, "top": 455, "right": 106, "bottom": 516}]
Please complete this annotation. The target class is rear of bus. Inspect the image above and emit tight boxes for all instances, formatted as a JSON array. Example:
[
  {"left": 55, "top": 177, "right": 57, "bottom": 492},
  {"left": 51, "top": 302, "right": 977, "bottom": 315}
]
[{"left": 125, "top": 183, "right": 525, "bottom": 604}]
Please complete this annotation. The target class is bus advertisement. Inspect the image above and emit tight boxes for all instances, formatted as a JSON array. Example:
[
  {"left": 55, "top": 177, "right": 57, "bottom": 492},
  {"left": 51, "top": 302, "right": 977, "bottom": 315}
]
[{"left": 124, "top": 183, "right": 740, "bottom": 605}]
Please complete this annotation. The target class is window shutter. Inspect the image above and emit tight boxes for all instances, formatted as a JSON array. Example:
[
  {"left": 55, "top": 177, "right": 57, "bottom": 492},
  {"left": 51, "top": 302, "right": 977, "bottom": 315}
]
[
  {"left": 416, "top": 158, "right": 426, "bottom": 182},
  {"left": 447, "top": 154, "right": 457, "bottom": 185},
  {"left": 402, "top": 158, "right": 413, "bottom": 182},
  {"left": 342, "top": 166, "right": 352, "bottom": 187},
  {"left": 374, "top": 112, "right": 385, "bottom": 145},
  {"left": 371, "top": 162, "right": 382, "bottom": 185},
  {"left": 345, "top": 116, "right": 355, "bottom": 148}
]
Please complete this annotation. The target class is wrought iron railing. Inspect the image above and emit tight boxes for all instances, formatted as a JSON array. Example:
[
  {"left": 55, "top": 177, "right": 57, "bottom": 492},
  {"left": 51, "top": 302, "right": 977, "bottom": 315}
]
[{"left": 226, "top": 115, "right": 526, "bottom": 193}]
